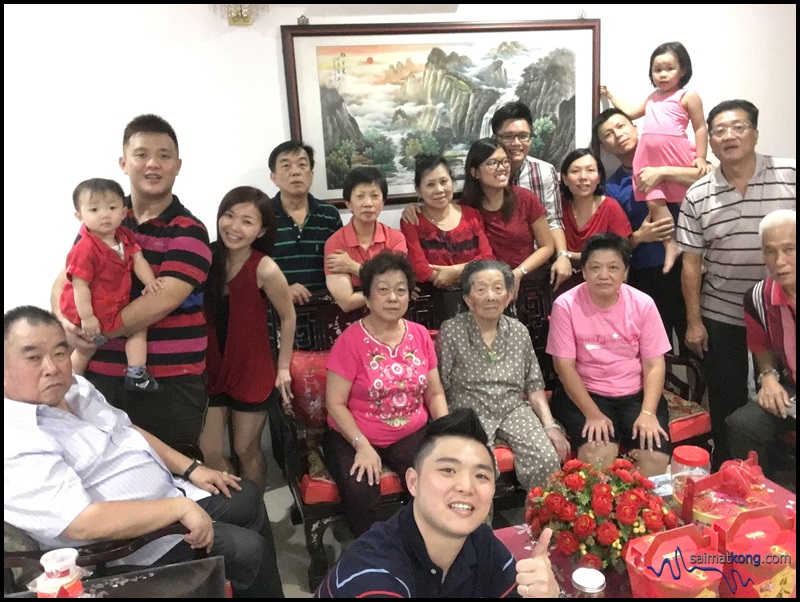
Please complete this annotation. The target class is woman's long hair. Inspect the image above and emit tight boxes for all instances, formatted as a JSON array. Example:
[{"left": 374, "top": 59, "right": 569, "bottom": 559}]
[
  {"left": 461, "top": 137, "right": 516, "bottom": 222},
  {"left": 205, "top": 186, "right": 276, "bottom": 328}
]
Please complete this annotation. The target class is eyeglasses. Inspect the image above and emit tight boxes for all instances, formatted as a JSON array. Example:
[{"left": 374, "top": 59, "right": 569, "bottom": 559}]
[
  {"left": 496, "top": 132, "right": 532, "bottom": 143},
  {"left": 483, "top": 158, "right": 511, "bottom": 170},
  {"left": 710, "top": 122, "right": 754, "bottom": 138}
]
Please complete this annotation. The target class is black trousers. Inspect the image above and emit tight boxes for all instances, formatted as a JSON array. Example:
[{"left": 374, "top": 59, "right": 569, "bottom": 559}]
[{"left": 157, "top": 479, "right": 284, "bottom": 598}]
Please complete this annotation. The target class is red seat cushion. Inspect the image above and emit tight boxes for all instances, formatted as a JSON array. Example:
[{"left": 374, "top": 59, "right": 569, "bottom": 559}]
[
  {"left": 494, "top": 445, "right": 515, "bottom": 473},
  {"left": 289, "top": 350, "right": 330, "bottom": 428},
  {"left": 664, "top": 390, "right": 711, "bottom": 443}
]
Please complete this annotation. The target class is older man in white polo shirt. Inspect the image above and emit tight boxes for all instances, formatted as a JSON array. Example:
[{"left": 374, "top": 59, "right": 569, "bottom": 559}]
[{"left": 676, "top": 99, "right": 796, "bottom": 468}]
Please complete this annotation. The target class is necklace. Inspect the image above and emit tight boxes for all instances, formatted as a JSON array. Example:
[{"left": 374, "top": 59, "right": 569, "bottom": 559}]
[{"left": 424, "top": 205, "right": 450, "bottom": 225}]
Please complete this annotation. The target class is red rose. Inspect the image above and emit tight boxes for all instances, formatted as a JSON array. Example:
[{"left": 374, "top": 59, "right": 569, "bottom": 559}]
[
  {"left": 591, "top": 494, "right": 613, "bottom": 517},
  {"left": 592, "top": 483, "right": 612, "bottom": 498},
  {"left": 615, "top": 502, "right": 638, "bottom": 525},
  {"left": 538, "top": 506, "right": 554, "bottom": 523},
  {"left": 563, "top": 459, "right": 588, "bottom": 473},
  {"left": 573, "top": 514, "right": 596, "bottom": 538},
  {"left": 663, "top": 509, "right": 680, "bottom": 529},
  {"left": 545, "top": 492, "right": 567, "bottom": 513},
  {"left": 564, "top": 473, "right": 586, "bottom": 493},
  {"left": 612, "top": 458, "right": 634, "bottom": 470},
  {"left": 619, "top": 491, "right": 643, "bottom": 508},
  {"left": 596, "top": 521, "right": 620, "bottom": 546},
  {"left": 631, "top": 487, "right": 649, "bottom": 502},
  {"left": 579, "top": 553, "right": 603, "bottom": 570},
  {"left": 556, "top": 530, "right": 580, "bottom": 555},
  {"left": 642, "top": 510, "right": 664, "bottom": 532},
  {"left": 613, "top": 468, "right": 635, "bottom": 483},
  {"left": 636, "top": 473, "right": 655, "bottom": 489},
  {"left": 646, "top": 495, "right": 664, "bottom": 513},
  {"left": 558, "top": 501, "right": 578, "bottom": 522},
  {"left": 529, "top": 486, "right": 544, "bottom": 500}
]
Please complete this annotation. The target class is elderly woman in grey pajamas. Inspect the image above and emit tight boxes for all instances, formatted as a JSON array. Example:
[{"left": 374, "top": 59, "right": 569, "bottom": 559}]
[{"left": 436, "top": 259, "right": 569, "bottom": 490}]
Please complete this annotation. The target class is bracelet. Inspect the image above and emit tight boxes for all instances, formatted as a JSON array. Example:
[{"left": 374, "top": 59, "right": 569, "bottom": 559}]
[
  {"left": 640, "top": 410, "right": 656, "bottom": 418},
  {"left": 352, "top": 433, "right": 363, "bottom": 447},
  {"left": 757, "top": 368, "right": 780, "bottom": 386}
]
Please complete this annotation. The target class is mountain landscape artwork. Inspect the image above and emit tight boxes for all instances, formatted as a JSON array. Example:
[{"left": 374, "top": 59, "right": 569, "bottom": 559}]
[{"left": 316, "top": 40, "right": 576, "bottom": 191}]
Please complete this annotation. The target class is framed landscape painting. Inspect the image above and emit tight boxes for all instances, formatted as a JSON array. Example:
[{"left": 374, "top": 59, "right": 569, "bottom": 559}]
[{"left": 281, "top": 20, "right": 600, "bottom": 205}]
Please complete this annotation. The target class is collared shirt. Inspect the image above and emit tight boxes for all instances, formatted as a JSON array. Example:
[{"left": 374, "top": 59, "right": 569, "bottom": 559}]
[
  {"left": 4, "top": 375, "right": 208, "bottom": 566},
  {"left": 606, "top": 166, "right": 680, "bottom": 271},
  {"left": 315, "top": 502, "right": 519, "bottom": 598},
  {"left": 676, "top": 154, "right": 796, "bottom": 326},
  {"left": 744, "top": 276, "right": 797, "bottom": 384},
  {"left": 271, "top": 192, "right": 343, "bottom": 290},
  {"left": 87, "top": 195, "right": 211, "bottom": 378},
  {"left": 437, "top": 312, "right": 544, "bottom": 440},
  {"left": 323, "top": 221, "right": 407, "bottom": 287},
  {"left": 511, "top": 156, "right": 564, "bottom": 231}
]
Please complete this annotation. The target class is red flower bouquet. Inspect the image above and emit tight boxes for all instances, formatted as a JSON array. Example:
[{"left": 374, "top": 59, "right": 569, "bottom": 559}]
[{"left": 526, "top": 458, "right": 681, "bottom": 572}]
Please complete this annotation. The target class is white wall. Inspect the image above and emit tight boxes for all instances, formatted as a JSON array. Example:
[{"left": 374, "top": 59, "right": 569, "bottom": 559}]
[{"left": 3, "top": 4, "right": 796, "bottom": 312}]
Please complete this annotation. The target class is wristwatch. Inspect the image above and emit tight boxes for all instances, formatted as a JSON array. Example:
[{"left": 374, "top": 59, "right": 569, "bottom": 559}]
[
  {"left": 557, "top": 250, "right": 574, "bottom": 260},
  {"left": 181, "top": 459, "right": 203, "bottom": 480},
  {"left": 517, "top": 265, "right": 529, "bottom": 276}
]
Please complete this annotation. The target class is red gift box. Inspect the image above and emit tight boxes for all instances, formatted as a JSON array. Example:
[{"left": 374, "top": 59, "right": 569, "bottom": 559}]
[
  {"left": 625, "top": 524, "right": 723, "bottom": 598},
  {"left": 678, "top": 452, "right": 774, "bottom": 525},
  {"left": 712, "top": 505, "right": 796, "bottom": 598}
]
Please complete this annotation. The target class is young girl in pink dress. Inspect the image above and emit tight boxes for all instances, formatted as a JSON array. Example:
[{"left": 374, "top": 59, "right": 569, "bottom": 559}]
[{"left": 601, "top": 41, "right": 713, "bottom": 273}]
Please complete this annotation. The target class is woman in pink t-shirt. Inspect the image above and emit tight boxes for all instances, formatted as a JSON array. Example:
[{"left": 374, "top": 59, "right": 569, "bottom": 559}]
[
  {"left": 545, "top": 233, "right": 672, "bottom": 477},
  {"left": 322, "top": 251, "right": 448, "bottom": 537}
]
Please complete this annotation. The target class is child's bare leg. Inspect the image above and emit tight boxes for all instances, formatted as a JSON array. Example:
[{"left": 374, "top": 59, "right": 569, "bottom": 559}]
[
  {"left": 647, "top": 199, "right": 681, "bottom": 274},
  {"left": 71, "top": 348, "right": 95, "bottom": 375},
  {"left": 124, "top": 330, "right": 160, "bottom": 392}
]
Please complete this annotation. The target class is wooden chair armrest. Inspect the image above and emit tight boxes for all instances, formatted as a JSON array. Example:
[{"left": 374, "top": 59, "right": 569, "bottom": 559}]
[{"left": 664, "top": 353, "right": 706, "bottom": 404}]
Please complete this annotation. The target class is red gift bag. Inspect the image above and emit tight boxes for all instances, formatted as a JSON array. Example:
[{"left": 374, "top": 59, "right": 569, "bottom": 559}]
[
  {"left": 625, "top": 524, "right": 723, "bottom": 598},
  {"left": 713, "top": 505, "right": 796, "bottom": 598}
]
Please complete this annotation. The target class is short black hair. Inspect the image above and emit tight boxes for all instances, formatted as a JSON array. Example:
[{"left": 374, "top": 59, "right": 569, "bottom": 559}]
[
  {"left": 72, "top": 178, "right": 125, "bottom": 211},
  {"left": 706, "top": 99, "right": 759, "bottom": 130},
  {"left": 649, "top": 41, "right": 693, "bottom": 88},
  {"left": 413, "top": 154, "right": 453, "bottom": 189},
  {"left": 343, "top": 166, "right": 388, "bottom": 203},
  {"left": 4, "top": 306, "right": 63, "bottom": 340},
  {"left": 123, "top": 114, "right": 179, "bottom": 154},
  {"left": 268, "top": 140, "right": 315, "bottom": 172},
  {"left": 580, "top": 232, "right": 632, "bottom": 270},
  {"left": 559, "top": 148, "right": 606, "bottom": 201},
  {"left": 490, "top": 100, "right": 533, "bottom": 134},
  {"left": 591, "top": 108, "right": 634, "bottom": 150},
  {"left": 359, "top": 251, "right": 415, "bottom": 298},
  {"left": 413, "top": 408, "right": 495, "bottom": 473}
]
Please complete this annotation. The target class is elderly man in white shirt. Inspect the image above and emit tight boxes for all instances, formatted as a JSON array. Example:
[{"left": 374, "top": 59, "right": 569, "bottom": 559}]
[{"left": 3, "top": 305, "right": 284, "bottom": 598}]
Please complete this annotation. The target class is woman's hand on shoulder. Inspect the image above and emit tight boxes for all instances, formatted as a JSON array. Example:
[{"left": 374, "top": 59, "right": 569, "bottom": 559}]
[{"left": 401, "top": 203, "right": 421, "bottom": 226}]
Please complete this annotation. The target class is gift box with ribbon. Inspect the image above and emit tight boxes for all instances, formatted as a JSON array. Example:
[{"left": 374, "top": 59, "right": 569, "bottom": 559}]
[{"left": 677, "top": 452, "right": 775, "bottom": 525}]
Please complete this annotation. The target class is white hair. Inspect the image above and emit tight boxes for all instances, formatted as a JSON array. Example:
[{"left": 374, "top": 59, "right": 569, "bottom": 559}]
[{"left": 759, "top": 209, "right": 796, "bottom": 239}]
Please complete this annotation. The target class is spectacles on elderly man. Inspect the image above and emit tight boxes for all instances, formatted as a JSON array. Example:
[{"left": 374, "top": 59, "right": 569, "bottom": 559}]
[
  {"left": 483, "top": 158, "right": 511, "bottom": 170},
  {"left": 710, "top": 122, "right": 754, "bottom": 138}
]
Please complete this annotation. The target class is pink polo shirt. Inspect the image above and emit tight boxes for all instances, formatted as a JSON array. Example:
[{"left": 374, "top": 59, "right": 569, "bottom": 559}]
[
  {"left": 546, "top": 283, "right": 671, "bottom": 397},
  {"left": 324, "top": 221, "right": 408, "bottom": 287}
]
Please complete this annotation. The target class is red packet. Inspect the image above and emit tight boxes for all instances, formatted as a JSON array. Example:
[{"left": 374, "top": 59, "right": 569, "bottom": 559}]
[
  {"left": 625, "top": 524, "right": 723, "bottom": 598},
  {"left": 678, "top": 452, "right": 774, "bottom": 525},
  {"left": 713, "top": 506, "right": 796, "bottom": 598}
]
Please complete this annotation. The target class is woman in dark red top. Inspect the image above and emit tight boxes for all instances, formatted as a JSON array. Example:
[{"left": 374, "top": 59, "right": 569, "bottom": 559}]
[
  {"left": 461, "top": 138, "right": 555, "bottom": 295},
  {"left": 558, "top": 148, "right": 632, "bottom": 294},
  {"left": 200, "top": 186, "right": 296, "bottom": 492},
  {"left": 400, "top": 154, "right": 494, "bottom": 323}
]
